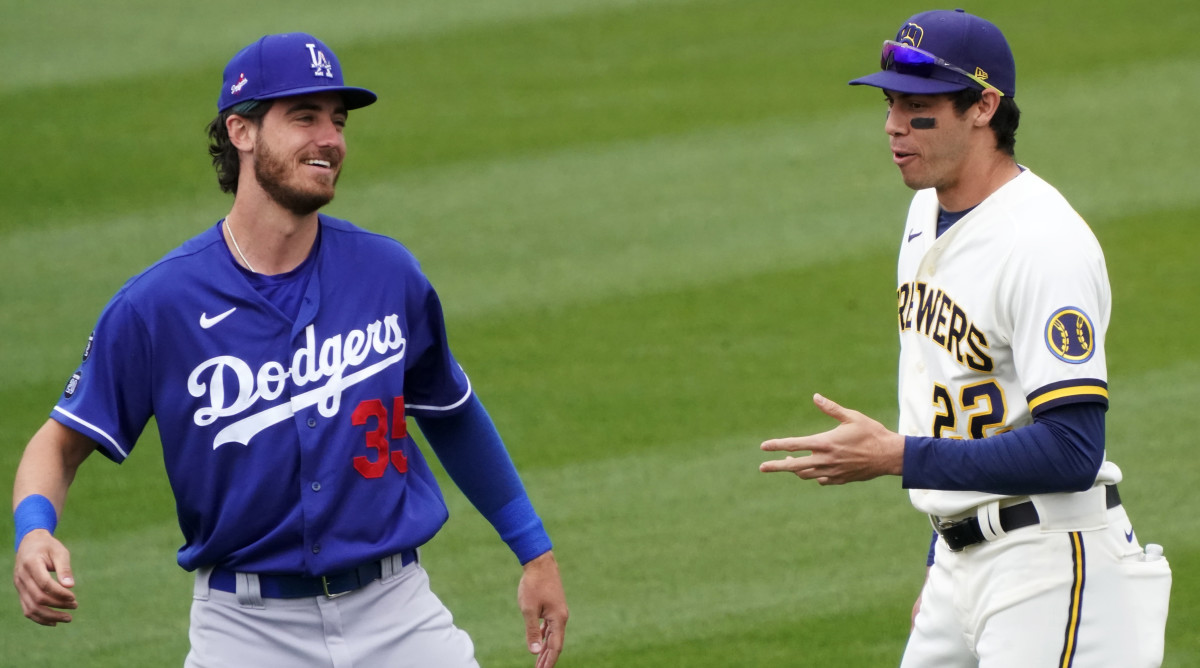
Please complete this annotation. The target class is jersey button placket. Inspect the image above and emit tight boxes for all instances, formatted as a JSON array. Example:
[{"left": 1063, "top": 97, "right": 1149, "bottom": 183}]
[{"left": 294, "top": 404, "right": 326, "bottom": 572}]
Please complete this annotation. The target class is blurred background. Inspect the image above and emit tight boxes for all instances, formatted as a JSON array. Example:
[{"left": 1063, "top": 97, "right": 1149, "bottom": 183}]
[{"left": 1, "top": 1, "right": 1196, "bottom": 665}]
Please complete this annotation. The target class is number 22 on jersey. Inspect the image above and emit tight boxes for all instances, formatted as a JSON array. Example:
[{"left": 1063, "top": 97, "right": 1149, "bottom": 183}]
[{"left": 931, "top": 380, "right": 1012, "bottom": 439}]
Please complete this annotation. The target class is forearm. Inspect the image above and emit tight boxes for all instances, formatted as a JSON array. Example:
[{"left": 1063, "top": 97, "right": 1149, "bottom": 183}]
[
  {"left": 901, "top": 402, "right": 1106, "bottom": 495},
  {"left": 416, "top": 396, "right": 552, "bottom": 564},
  {"left": 13, "top": 420, "right": 96, "bottom": 513}
]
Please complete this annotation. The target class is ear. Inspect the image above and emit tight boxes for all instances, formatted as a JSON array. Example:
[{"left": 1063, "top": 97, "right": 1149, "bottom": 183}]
[
  {"left": 973, "top": 89, "right": 1002, "bottom": 127},
  {"left": 226, "top": 114, "right": 258, "bottom": 152}
]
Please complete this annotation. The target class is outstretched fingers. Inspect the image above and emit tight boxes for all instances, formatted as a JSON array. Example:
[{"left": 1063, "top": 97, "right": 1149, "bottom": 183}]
[{"left": 811, "top": 393, "right": 854, "bottom": 423}]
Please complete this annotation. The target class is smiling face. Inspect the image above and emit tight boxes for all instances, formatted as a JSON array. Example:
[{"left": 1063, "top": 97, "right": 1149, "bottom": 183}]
[
  {"left": 883, "top": 90, "right": 976, "bottom": 194},
  {"left": 249, "top": 92, "right": 348, "bottom": 216}
]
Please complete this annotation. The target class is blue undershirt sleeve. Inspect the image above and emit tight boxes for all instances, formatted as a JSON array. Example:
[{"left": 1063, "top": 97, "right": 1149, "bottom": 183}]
[
  {"left": 415, "top": 395, "right": 552, "bottom": 565},
  {"left": 902, "top": 401, "right": 1107, "bottom": 496},
  {"left": 910, "top": 402, "right": 1106, "bottom": 566}
]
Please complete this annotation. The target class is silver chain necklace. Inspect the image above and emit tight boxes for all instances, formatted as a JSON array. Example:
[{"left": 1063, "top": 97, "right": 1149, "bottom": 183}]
[{"left": 225, "top": 217, "right": 257, "bottom": 273}]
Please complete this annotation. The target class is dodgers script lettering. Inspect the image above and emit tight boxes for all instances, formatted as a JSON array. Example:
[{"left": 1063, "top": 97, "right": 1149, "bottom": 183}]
[{"left": 188, "top": 315, "right": 407, "bottom": 448}]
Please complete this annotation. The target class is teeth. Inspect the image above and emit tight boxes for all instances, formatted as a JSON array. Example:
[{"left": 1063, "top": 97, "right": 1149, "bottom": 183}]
[{"left": 304, "top": 159, "right": 331, "bottom": 168}]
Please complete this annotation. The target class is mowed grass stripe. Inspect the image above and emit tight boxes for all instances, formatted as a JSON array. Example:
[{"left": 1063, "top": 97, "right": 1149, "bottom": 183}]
[
  {"left": 5, "top": 0, "right": 1194, "bottom": 93},
  {"left": 427, "top": 434, "right": 925, "bottom": 666},
  {"left": 2, "top": 0, "right": 869, "bottom": 232},
  {"left": 445, "top": 248, "right": 898, "bottom": 469},
  {"left": 10, "top": 0, "right": 1194, "bottom": 234},
  {"left": 2, "top": 0, "right": 704, "bottom": 90}
]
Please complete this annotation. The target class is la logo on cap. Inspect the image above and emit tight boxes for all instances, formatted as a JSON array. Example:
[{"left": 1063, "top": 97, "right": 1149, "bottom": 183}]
[{"left": 306, "top": 43, "right": 334, "bottom": 78}]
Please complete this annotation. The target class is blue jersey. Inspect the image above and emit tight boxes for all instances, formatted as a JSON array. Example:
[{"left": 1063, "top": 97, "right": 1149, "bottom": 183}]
[{"left": 52, "top": 216, "right": 472, "bottom": 576}]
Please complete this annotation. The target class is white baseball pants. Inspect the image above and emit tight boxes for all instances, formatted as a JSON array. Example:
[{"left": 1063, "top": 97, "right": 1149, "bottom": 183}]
[{"left": 901, "top": 504, "right": 1171, "bottom": 667}]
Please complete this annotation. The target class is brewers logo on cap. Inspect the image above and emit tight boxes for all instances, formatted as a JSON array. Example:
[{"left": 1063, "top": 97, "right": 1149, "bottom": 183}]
[{"left": 898, "top": 23, "right": 924, "bottom": 47}]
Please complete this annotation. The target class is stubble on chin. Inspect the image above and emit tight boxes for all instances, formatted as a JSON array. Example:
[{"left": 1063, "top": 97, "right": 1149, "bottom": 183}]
[{"left": 254, "top": 150, "right": 338, "bottom": 216}]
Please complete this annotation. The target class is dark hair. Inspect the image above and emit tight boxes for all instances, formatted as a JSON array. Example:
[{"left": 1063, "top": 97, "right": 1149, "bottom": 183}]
[
  {"left": 950, "top": 88, "right": 1020, "bottom": 156},
  {"left": 206, "top": 101, "right": 270, "bottom": 193}
]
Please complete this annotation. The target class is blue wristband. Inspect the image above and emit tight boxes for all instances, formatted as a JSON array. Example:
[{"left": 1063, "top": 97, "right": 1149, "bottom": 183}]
[{"left": 14, "top": 494, "right": 58, "bottom": 552}]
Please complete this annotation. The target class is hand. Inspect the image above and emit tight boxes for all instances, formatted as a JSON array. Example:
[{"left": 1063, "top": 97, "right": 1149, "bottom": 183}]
[
  {"left": 517, "top": 551, "right": 568, "bottom": 668},
  {"left": 13, "top": 529, "right": 77, "bottom": 626},
  {"left": 759, "top": 393, "right": 905, "bottom": 484}
]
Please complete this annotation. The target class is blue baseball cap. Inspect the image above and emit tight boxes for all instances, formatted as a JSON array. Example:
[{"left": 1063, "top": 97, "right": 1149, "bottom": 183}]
[
  {"left": 849, "top": 9, "right": 1016, "bottom": 98},
  {"left": 218, "top": 33, "right": 377, "bottom": 112}
]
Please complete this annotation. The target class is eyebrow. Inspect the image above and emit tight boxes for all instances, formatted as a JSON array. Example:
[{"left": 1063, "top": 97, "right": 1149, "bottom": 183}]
[{"left": 284, "top": 100, "right": 348, "bottom": 116}]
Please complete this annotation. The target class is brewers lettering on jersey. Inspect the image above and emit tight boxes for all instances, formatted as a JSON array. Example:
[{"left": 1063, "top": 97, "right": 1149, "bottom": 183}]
[
  {"left": 896, "top": 281, "right": 994, "bottom": 373},
  {"left": 759, "top": 9, "right": 1171, "bottom": 667},
  {"left": 12, "top": 32, "right": 568, "bottom": 668}
]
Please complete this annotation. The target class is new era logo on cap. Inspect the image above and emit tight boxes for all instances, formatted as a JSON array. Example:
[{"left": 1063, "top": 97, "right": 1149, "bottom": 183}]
[{"left": 218, "top": 33, "right": 377, "bottom": 112}]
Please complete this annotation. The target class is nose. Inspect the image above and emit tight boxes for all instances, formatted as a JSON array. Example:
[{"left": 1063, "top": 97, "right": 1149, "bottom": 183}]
[
  {"left": 885, "top": 109, "right": 907, "bottom": 137},
  {"left": 315, "top": 115, "right": 345, "bottom": 148}
]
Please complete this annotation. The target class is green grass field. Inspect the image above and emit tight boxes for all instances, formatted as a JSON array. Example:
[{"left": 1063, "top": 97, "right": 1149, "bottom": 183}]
[{"left": 2, "top": 0, "right": 1198, "bottom": 665}]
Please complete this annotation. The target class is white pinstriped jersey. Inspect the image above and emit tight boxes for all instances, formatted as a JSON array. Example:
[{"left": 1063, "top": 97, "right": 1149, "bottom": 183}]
[{"left": 895, "top": 169, "right": 1120, "bottom": 518}]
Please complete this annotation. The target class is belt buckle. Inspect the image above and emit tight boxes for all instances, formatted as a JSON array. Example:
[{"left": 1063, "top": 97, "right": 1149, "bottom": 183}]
[
  {"left": 321, "top": 575, "right": 351, "bottom": 599},
  {"left": 930, "top": 514, "right": 962, "bottom": 534}
]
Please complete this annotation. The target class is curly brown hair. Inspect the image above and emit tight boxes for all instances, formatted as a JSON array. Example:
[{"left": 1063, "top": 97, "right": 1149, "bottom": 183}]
[{"left": 206, "top": 101, "right": 270, "bottom": 193}]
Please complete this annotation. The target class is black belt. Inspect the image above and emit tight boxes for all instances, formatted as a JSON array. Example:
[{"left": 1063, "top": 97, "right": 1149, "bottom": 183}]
[
  {"left": 933, "top": 485, "right": 1121, "bottom": 552},
  {"left": 209, "top": 549, "right": 418, "bottom": 599}
]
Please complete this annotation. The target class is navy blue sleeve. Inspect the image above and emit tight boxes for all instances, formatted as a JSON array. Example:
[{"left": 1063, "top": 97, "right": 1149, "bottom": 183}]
[
  {"left": 902, "top": 402, "right": 1106, "bottom": 496},
  {"left": 415, "top": 395, "right": 552, "bottom": 564}
]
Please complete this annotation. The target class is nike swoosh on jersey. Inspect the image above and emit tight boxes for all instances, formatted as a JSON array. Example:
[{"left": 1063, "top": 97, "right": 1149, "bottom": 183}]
[
  {"left": 1125, "top": 528, "right": 1135, "bottom": 543},
  {"left": 200, "top": 307, "right": 237, "bottom": 329},
  {"left": 907, "top": 230, "right": 923, "bottom": 242}
]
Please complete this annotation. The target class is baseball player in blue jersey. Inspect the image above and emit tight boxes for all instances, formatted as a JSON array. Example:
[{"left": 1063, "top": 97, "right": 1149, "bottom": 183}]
[
  {"left": 759, "top": 10, "right": 1170, "bottom": 666},
  {"left": 13, "top": 32, "right": 567, "bottom": 667}
]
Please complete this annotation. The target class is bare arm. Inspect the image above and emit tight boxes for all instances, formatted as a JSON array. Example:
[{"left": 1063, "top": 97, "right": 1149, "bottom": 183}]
[{"left": 12, "top": 419, "right": 97, "bottom": 626}]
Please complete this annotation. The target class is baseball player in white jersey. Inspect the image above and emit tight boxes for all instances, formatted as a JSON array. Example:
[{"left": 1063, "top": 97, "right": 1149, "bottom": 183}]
[
  {"left": 759, "top": 9, "right": 1171, "bottom": 666},
  {"left": 12, "top": 33, "right": 567, "bottom": 667}
]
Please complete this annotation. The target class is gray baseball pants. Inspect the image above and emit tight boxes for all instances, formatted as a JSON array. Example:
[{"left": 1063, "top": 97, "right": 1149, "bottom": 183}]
[{"left": 184, "top": 554, "right": 479, "bottom": 667}]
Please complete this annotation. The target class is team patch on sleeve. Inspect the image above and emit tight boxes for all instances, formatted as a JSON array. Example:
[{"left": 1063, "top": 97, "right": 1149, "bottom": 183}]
[
  {"left": 1045, "top": 307, "right": 1096, "bottom": 363},
  {"left": 63, "top": 371, "right": 82, "bottom": 398},
  {"left": 1027, "top": 378, "right": 1108, "bottom": 414}
]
